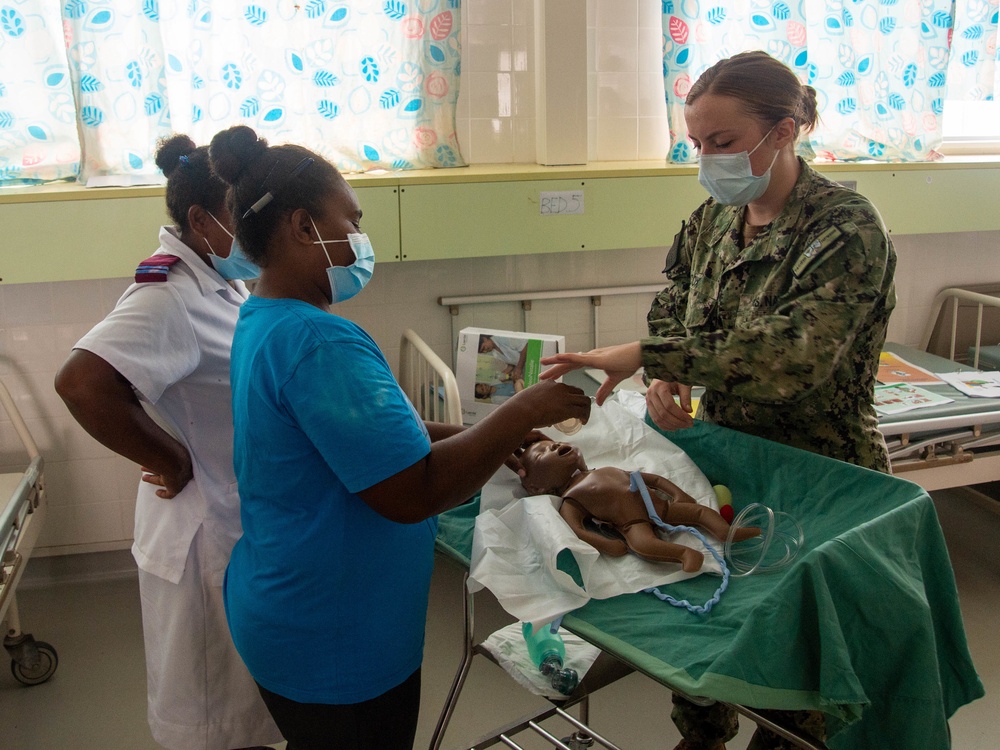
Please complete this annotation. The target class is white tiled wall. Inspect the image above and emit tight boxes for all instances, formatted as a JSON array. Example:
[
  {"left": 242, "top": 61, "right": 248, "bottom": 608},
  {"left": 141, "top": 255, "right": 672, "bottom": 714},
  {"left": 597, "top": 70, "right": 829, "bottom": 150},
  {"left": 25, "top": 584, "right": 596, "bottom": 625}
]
[{"left": 456, "top": 0, "right": 670, "bottom": 164}]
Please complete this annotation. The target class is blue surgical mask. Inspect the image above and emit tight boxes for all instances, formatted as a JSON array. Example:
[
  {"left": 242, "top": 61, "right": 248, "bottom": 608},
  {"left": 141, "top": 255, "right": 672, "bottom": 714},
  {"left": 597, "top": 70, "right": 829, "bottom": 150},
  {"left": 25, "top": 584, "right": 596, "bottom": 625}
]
[
  {"left": 311, "top": 217, "right": 375, "bottom": 304},
  {"left": 697, "top": 127, "right": 779, "bottom": 206},
  {"left": 204, "top": 213, "right": 261, "bottom": 280}
]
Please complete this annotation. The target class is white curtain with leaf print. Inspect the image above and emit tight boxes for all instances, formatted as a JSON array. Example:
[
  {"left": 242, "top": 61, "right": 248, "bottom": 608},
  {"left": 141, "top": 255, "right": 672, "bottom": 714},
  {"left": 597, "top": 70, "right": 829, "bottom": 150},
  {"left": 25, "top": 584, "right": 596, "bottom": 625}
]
[
  {"left": 1, "top": 0, "right": 464, "bottom": 184},
  {"left": 946, "top": 0, "right": 999, "bottom": 104},
  {"left": 660, "top": 0, "right": 994, "bottom": 163},
  {"left": 0, "top": 0, "right": 80, "bottom": 183}
]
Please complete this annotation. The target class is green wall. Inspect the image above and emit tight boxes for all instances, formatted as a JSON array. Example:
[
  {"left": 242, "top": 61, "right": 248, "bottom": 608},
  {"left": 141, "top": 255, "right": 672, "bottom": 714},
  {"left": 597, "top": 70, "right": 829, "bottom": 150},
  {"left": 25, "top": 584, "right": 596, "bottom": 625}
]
[{"left": 2, "top": 162, "right": 998, "bottom": 284}]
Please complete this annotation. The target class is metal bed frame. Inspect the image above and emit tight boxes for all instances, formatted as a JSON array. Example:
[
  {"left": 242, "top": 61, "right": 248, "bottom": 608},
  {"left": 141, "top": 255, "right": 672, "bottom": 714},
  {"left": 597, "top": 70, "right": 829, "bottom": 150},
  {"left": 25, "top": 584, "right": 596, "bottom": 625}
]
[
  {"left": 0, "top": 378, "right": 58, "bottom": 686},
  {"left": 427, "top": 560, "right": 829, "bottom": 750},
  {"left": 399, "top": 328, "right": 463, "bottom": 426}
]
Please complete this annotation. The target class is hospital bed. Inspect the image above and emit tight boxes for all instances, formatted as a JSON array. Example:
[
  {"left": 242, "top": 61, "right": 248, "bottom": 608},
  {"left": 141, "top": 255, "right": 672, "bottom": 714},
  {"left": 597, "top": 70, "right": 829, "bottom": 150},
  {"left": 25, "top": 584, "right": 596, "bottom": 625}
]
[
  {"left": 0, "top": 378, "right": 58, "bottom": 686},
  {"left": 879, "top": 287, "right": 1000, "bottom": 491}
]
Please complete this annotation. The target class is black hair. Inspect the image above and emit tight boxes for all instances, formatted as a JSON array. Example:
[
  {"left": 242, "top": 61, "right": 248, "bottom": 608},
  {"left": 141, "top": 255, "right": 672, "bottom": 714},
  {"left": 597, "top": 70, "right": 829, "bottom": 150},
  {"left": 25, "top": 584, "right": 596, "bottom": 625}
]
[
  {"left": 687, "top": 51, "right": 820, "bottom": 138},
  {"left": 208, "top": 125, "right": 347, "bottom": 266},
  {"left": 153, "top": 134, "right": 227, "bottom": 231}
]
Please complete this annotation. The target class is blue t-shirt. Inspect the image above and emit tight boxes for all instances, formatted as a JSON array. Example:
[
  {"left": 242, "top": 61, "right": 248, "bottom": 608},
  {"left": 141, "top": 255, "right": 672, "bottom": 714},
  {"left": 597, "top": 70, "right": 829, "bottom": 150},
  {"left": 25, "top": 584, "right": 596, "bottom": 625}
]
[{"left": 225, "top": 296, "right": 433, "bottom": 704}]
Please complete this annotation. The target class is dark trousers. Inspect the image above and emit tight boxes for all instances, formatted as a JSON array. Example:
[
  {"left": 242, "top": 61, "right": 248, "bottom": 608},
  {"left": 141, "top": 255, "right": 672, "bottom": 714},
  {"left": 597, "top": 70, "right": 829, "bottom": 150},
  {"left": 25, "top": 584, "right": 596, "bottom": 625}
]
[
  {"left": 256, "top": 668, "right": 421, "bottom": 750},
  {"left": 671, "top": 694, "right": 827, "bottom": 749}
]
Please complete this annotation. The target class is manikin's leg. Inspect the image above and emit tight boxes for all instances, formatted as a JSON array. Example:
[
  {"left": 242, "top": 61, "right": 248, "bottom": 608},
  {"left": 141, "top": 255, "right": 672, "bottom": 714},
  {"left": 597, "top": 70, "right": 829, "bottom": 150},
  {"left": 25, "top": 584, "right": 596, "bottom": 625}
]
[
  {"left": 661, "top": 502, "right": 759, "bottom": 543},
  {"left": 620, "top": 523, "right": 703, "bottom": 572}
]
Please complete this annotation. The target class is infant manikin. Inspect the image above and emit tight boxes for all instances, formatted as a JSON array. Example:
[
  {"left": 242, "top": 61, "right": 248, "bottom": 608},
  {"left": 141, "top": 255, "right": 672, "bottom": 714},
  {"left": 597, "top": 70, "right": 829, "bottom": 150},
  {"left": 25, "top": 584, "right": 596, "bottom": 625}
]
[{"left": 517, "top": 439, "right": 759, "bottom": 572}]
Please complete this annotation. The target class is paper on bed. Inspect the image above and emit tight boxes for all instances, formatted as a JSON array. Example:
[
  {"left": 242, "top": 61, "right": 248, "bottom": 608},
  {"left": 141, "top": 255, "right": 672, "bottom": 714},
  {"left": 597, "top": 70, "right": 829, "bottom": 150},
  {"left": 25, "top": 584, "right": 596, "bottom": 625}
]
[{"left": 470, "top": 393, "right": 722, "bottom": 626}]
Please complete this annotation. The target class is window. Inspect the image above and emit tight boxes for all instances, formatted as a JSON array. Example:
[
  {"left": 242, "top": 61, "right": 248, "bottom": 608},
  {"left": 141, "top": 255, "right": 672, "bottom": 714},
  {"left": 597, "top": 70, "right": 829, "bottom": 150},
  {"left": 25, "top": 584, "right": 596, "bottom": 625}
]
[{"left": 941, "top": 100, "right": 1000, "bottom": 155}]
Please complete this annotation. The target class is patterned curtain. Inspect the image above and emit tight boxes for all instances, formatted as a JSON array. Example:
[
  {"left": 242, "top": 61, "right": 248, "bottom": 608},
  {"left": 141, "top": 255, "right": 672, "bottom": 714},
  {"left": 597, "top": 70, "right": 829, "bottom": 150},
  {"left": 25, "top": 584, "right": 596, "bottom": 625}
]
[
  {"left": 0, "top": 0, "right": 81, "bottom": 183},
  {"left": 661, "top": 0, "right": 963, "bottom": 163},
  {"left": 2, "top": 0, "right": 464, "bottom": 185},
  {"left": 946, "top": 0, "right": 999, "bottom": 103}
]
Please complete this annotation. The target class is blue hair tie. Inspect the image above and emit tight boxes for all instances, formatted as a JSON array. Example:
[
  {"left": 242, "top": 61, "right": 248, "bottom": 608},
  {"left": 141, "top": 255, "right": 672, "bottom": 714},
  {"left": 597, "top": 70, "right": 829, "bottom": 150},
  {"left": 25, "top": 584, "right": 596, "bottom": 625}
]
[{"left": 179, "top": 154, "right": 190, "bottom": 165}]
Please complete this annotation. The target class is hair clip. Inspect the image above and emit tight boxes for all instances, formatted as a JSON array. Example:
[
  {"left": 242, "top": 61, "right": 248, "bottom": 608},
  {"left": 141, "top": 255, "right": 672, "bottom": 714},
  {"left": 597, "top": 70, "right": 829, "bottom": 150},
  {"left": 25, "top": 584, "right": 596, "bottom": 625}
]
[{"left": 243, "top": 156, "right": 315, "bottom": 219}]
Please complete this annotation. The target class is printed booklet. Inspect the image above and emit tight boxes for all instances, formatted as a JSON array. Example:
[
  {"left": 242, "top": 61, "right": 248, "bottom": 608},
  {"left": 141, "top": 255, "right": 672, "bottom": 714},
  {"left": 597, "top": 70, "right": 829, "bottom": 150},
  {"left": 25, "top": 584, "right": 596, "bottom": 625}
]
[
  {"left": 874, "top": 383, "right": 954, "bottom": 416},
  {"left": 877, "top": 351, "right": 942, "bottom": 386},
  {"left": 455, "top": 327, "right": 565, "bottom": 424}
]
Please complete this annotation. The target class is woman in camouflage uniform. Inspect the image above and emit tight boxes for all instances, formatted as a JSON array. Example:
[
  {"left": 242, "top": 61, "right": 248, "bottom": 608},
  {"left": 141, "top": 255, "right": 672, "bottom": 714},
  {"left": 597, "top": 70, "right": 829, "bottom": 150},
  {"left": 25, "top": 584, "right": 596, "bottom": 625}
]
[{"left": 541, "top": 51, "right": 896, "bottom": 750}]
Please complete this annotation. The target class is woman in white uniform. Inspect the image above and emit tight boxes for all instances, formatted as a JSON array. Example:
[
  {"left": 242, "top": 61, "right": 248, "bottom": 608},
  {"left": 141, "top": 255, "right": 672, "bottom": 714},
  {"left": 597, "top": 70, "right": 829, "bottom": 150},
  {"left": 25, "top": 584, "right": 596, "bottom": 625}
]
[{"left": 54, "top": 135, "right": 282, "bottom": 750}]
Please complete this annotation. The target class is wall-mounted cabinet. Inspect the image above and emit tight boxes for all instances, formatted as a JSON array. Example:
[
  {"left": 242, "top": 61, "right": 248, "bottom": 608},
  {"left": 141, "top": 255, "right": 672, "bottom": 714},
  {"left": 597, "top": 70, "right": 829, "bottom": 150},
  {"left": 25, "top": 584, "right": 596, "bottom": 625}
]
[
  {"left": 2, "top": 161, "right": 998, "bottom": 284},
  {"left": 0, "top": 185, "right": 400, "bottom": 284},
  {"left": 815, "top": 166, "right": 1000, "bottom": 235},
  {"left": 396, "top": 175, "right": 705, "bottom": 260}
]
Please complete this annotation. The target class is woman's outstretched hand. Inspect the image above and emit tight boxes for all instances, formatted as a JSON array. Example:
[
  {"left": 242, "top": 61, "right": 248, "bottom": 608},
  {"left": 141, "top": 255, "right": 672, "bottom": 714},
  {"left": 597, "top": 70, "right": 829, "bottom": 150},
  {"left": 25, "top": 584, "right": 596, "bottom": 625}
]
[{"left": 540, "top": 342, "right": 643, "bottom": 405}]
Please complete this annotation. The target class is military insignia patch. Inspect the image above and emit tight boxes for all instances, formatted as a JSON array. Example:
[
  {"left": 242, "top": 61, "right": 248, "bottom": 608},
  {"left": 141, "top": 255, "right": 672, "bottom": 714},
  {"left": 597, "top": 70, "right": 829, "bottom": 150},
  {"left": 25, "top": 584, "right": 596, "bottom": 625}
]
[{"left": 793, "top": 225, "right": 844, "bottom": 277}]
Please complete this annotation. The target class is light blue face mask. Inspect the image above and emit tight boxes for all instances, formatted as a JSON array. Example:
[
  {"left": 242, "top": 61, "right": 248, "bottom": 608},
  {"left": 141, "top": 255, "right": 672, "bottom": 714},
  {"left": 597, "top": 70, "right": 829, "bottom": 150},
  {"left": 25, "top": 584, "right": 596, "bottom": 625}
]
[
  {"left": 697, "top": 126, "right": 779, "bottom": 206},
  {"left": 311, "top": 217, "right": 375, "bottom": 304},
  {"left": 205, "top": 213, "right": 261, "bottom": 280}
]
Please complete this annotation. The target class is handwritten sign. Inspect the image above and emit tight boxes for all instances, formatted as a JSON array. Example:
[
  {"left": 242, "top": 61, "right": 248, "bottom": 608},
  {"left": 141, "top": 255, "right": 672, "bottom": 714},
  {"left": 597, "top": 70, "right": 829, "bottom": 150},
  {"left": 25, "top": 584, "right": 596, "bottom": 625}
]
[{"left": 539, "top": 190, "right": 584, "bottom": 215}]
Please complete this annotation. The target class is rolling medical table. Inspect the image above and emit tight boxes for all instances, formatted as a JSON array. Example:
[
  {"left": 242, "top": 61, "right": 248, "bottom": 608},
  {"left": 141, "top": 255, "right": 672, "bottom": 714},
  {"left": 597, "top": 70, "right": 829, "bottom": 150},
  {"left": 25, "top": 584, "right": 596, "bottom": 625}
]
[
  {"left": 395, "top": 326, "right": 984, "bottom": 749},
  {"left": 429, "top": 416, "right": 983, "bottom": 750}
]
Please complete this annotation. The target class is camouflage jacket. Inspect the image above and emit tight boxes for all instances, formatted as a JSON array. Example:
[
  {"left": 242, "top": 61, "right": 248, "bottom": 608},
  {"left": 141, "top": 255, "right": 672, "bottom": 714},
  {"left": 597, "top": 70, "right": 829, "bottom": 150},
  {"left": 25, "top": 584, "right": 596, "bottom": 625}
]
[{"left": 644, "top": 159, "right": 896, "bottom": 472}]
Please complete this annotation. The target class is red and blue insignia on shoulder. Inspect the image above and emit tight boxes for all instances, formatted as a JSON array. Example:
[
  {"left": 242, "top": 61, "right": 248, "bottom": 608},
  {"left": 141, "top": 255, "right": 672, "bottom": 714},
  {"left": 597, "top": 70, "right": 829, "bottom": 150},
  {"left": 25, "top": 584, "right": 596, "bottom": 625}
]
[{"left": 134, "top": 254, "right": 181, "bottom": 283}]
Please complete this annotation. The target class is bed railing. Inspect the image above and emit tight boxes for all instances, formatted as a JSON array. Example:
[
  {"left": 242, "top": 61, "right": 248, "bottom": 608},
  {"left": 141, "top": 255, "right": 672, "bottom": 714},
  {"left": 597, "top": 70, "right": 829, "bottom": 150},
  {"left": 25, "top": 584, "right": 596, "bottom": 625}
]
[
  {"left": 398, "top": 328, "right": 462, "bottom": 426},
  {"left": 0, "top": 379, "right": 39, "bottom": 461},
  {"left": 919, "top": 287, "right": 1000, "bottom": 367},
  {"left": 438, "top": 284, "right": 664, "bottom": 370}
]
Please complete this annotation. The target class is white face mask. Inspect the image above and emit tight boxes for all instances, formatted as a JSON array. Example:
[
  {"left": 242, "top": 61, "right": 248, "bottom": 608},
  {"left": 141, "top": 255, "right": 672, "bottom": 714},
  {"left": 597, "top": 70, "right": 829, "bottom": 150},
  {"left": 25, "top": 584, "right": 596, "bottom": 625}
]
[
  {"left": 203, "top": 213, "right": 261, "bottom": 280},
  {"left": 310, "top": 217, "right": 375, "bottom": 304},
  {"left": 697, "top": 126, "right": 779, "bottom": 206}
]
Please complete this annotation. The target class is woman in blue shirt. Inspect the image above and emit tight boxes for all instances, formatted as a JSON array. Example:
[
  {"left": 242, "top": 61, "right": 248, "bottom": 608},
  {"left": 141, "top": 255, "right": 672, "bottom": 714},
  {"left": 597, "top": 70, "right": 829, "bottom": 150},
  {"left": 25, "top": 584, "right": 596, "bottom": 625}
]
[{"left": 208, "top": 125, "right": 590, "bottom": 750}]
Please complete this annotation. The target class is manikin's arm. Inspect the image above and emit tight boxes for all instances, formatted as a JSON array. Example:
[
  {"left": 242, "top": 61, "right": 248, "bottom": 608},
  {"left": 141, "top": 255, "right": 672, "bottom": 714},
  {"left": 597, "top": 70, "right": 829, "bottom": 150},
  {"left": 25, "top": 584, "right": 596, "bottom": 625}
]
[
  {"left": 640, "top": 472, "right": 696, "bottom": 508},
  {"left": 640, "top": 472, "right": 757, "bottom": 542},
  {"left": 558, "top": 498, "right": 628, "bottom": 557}
]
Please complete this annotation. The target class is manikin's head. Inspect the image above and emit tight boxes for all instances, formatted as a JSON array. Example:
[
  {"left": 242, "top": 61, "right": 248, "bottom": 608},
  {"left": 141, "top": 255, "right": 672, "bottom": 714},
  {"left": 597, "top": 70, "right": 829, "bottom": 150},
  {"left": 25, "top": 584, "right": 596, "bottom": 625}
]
[
  {"left": 478, "top": 335, "right": 497, "bottom": 354},
  {"left": 474, "top": 383, "right": 495, "bottom": 400},
  {"left": 518, "top": 439, "right": 588, "bottom": 495}
]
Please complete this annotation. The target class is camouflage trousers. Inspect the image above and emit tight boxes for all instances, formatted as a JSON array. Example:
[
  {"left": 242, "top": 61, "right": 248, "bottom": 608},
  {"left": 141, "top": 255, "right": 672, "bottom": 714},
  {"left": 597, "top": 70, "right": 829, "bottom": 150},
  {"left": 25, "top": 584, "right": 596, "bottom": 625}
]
[{"left": 671, "top": 694, "right": 827, "bottom": 749}]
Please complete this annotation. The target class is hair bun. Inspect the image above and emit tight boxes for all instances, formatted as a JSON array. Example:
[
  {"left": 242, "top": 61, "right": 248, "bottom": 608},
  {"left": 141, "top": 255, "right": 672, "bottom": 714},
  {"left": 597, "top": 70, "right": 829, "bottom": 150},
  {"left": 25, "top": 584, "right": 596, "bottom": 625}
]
[
  {"left": 154, "top": 134, "right": 198, "bottom": 178},
  {"left": 209, "top": 126, "right": 269, "bottom": 185},
  {"left": 799, "top": 85, "right": 820, "bottom": 134}
]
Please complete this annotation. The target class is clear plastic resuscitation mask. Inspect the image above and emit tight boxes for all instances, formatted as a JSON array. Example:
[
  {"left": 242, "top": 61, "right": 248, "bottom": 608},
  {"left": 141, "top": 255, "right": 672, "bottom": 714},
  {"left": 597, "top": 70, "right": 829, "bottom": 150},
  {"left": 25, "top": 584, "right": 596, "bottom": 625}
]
[
  {"left": 310, "top": 217, "right": 375, "bottom": 304},
  {"left": 204, "top": 213, "right": 261, "bottom": 280},
  {"left": 697, "top": 126, "right": 779, "bottom": 206}
]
